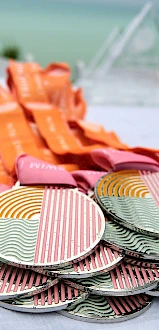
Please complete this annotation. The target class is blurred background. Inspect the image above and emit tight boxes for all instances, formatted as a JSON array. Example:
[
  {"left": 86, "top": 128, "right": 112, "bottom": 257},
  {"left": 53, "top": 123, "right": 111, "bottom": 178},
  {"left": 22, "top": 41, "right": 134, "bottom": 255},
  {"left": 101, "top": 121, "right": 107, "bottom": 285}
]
[{"left": 0, "top": 0, "right": 159, "bottom": 106}]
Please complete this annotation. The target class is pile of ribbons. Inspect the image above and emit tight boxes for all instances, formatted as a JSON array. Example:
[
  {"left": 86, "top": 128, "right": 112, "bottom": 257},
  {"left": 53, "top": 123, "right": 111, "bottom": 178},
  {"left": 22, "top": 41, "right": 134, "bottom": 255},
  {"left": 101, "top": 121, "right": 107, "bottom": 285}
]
[
  {"left": 0, "top": 60, "right": 159, "bottom": 322},
  {"left": 0, "top": 60, "right": 159, "bottom": 191}
]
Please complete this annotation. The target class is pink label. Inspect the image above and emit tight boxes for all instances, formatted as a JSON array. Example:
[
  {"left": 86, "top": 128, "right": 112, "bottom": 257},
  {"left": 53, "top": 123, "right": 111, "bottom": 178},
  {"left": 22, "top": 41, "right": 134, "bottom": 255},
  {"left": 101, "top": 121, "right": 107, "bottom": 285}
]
[
  {"left": 72, "top": 170, "right": 107, "bottom": 192},
  {"left": 15, "top": 155, "right": 77, "bottom": 187},
  {"left": 91, "top": 149, "right": 159, "bottom": 172},
  {"left": 0, "top": 184, "right": 10, "bottom": 193}
]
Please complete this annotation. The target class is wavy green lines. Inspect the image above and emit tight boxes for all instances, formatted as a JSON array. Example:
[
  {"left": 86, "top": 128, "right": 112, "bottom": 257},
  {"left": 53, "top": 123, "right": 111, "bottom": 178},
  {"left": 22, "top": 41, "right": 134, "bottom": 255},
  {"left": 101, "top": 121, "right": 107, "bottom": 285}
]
[
  {"left": 103, "top": 221, "right": 159, "bottom": 259},
  {"left": 67, "top": 294, "right": 115, "bottom": 318},
  {"left": 76, "top": 273, "right": 114, "bottom": 291},
  {"left": 100, "top": 197, "right": 159, "bottom": 236},
  {"left": 0, "top": 218, "right": 39, "bottom": 262}
]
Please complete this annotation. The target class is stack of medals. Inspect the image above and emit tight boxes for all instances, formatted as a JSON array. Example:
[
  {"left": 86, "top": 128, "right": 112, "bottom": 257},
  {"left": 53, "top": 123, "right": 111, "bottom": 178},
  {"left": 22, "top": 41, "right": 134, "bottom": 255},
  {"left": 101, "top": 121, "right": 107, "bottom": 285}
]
[
  {"left": 0, "top": 60, "right": 159, "bottom": 323},
  {"left": 0, "top": 156, "right": 159, "bottom": 323}
]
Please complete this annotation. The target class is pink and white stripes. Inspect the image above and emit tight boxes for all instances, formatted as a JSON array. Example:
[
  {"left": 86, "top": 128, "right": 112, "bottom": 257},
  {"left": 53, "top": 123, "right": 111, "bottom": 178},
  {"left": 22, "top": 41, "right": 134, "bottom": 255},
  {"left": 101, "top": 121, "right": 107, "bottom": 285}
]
[
  {"left": 34, "top": 187, "right": 105, "bottom": 266},
  {"left": 140, "top": 171, "right": 159, "bottom": 206}
]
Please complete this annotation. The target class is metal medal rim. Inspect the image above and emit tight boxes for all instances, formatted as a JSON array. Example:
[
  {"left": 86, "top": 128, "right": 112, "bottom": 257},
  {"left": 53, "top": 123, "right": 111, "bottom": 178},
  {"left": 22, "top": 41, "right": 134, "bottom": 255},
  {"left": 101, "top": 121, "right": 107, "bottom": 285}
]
[
  {"left": 0, "top": 262, "right": 58, "bottom": 300},
  {"left": 90, "top": 281, "right": 158, "bottom": 296},
  {"left": 76, "top": 270, "right": 159, "bottom": 296},
  {"left": 0, "top": 281, "right": 88, "bottom": 313},
  {"left": 94, "top": 172, "right": 159, "bottom": 238},
  {"left": 48, "top": 243, "right": 124, "bottom": 279},
  {"left": 105, "top": 240, "right": 159, "bottom": 263},
  {"left": 71, "top": 259, "right": 159, "bottom": 296},
  {"left": 58, "top": 297, "right": 153, "bottom": 323},
  {"left": 0, "top": 187, "right": 106, "bottom": 268},
  {"left": 102, "top": 221, "right": 159, "bottom": 262},
  {"left": 147, "top": 284, "right": 159, "bottom": 297},
  {"left": 124, "top": 257, "right": 159, "bottom": 268}
]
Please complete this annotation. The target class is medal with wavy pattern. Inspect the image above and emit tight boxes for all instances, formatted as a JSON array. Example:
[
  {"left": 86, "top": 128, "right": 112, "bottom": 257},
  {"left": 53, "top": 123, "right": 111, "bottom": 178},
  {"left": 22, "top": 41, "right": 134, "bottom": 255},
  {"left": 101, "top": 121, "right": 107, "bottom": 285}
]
[
  {"left": 50, "top": 243, "right": 123, "bottom": 278},
  {"left": 0, "top": 218, "right": 39, "bottom": 262},
  {"left": 74, "top": 261, "right": 159, "bottom": 295},
  {"left": 0, "top": 280, "right": 87, "bottom": 313},
  {"left": 95, "top": 170, "right": 159, "bottom": 237},
  {"left": 59, "top": 293, "right": 153, "bottom": 322},
  {"left": 0, "top": 262, "right": 57, "bottom": 300},
  {"left": 0, "top": 186, "right": 105, "bottom": 268},
  {"left": 103, "top": 220, "right": 159, "bottom": 261}
]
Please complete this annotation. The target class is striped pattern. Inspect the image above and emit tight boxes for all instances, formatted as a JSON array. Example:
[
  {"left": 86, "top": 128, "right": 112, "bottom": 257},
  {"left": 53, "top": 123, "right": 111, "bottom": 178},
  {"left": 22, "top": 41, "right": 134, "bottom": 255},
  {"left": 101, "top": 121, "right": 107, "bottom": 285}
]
[
  {"left": 125, "top": 258, "right": 158, "bottom": 269},
  {"left": 0, "top": 280, "right": 87, "bottom": 313},
  {"left": 60, "top": 294, "right": 152, "bottom": 322},
  {"left": 95, "top": 170, "right": 159, "bottom": 238},
  {"left": 33, "top": 281, "right": 85, "bottom": 307},
  {"left": 0, "top": 263, "right": 57, "bottom": 299},
  {"left": 0, "top": 186, "right": 105, "bottom": 267},
  {"left": 51, "top": 243, "right": 123, "bottom": 278},
  {"left": 140, "top": 171, "right": 159, "bottom": 206},
  {"left": 34, "top": 187, "right": 105, "bottom": 266},
  {"left": 103, "top": 220, "right": 159, "bottom": 261},
  {"left": 76, "top": 262, "right": 159, "bottom": 295}
]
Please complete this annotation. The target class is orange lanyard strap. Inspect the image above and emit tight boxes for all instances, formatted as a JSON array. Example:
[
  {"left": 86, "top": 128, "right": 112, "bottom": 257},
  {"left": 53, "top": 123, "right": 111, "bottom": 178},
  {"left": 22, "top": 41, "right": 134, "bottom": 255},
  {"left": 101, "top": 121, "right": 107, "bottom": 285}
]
[
  {"left": 28, "top": 122, "right": 80, "bottom": 171},
  {"left": 0, "top": 102, "right": 41, "bottom": 173},
  {"left": 7, "top": 60, "right": 73, "bottom": 114},
  {"left": 25, "top": 102, "right": 84, "bottom": 154},
  {"left": 50, "top": 80, "right": 75, "bottom": 120},
  {"left": 28, "top": 121, "right": 61, "bottom": 164},
  {"left": 70, "top": 122, "right": 105, "bottom": 147},
  {"left": 42, "top": 63, "right": 86, "bottom": 121},
  {"left": 72, "top": 88, "right": 87, "bottom": 121},
  {"left": 8, "top": 60, "right": 42, "bottom": 75},
  {"left": 76, "top": 120, "right": 128, "bottom": 150},
  {"left": 0, "top": 85, "right": 13, "bottom": 104},
  {"left": 6, "top": 60, "right": 158, "bottom": 169},
  {"left": 0, "top": 157, "right": 13, "bottom": 186},
  {"left": 8, "top": 72, "right": 49, "bottom": 105},
  {"left": 42, "top": 62, "right": 74, "bottom": 119},
  {"left": 26, "top": 102, "right": 109, "bottom": 158},
  {"left": 7, "top": 60, "right": 42, "bottom": 99},
  {"left": 42, "top": 62, "right": 71, "bottom": 99},
  {"left": 6, "top": 60, "right": 90, "bottom": 155},
  {"left": 6, "top": 61, "right": 82, "bottom": 167}
]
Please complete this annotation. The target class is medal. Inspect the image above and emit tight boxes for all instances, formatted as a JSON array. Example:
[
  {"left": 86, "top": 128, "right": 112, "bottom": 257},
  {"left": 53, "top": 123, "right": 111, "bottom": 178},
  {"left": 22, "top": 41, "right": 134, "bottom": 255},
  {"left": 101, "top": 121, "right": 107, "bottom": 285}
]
[{"left": 95, "top": 170, "right": 159, "bottom": 237}]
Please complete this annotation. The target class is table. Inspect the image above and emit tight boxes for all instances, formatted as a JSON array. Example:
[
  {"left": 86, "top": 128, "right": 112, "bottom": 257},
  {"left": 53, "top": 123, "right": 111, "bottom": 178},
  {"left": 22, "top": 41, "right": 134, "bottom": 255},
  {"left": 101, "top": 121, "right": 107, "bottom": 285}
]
[{"left": 0, "top": 105, "right": 159, "bottom": 330}]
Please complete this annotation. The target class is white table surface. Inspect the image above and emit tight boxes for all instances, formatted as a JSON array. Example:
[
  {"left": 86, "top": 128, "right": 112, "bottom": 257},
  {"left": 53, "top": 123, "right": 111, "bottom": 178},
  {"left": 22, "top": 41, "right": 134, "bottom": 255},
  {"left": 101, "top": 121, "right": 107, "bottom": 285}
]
[{"left": 0, "top": 105, "right": 159, "bottom": 330}]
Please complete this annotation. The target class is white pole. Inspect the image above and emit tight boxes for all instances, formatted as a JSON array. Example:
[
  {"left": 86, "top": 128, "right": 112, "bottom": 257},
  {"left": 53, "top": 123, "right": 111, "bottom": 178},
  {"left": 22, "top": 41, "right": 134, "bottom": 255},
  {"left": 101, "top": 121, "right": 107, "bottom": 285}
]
[
  {"left": 83, "top": 27, "right": 120, "bottom": 79},
  {"left": 98, "top": 2, "right": 152, "bottom": 78}
]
